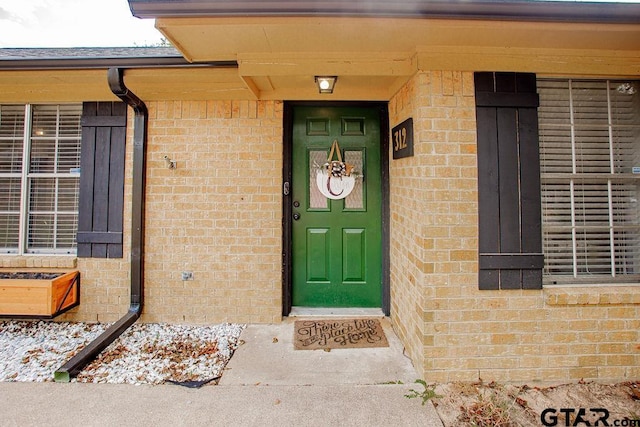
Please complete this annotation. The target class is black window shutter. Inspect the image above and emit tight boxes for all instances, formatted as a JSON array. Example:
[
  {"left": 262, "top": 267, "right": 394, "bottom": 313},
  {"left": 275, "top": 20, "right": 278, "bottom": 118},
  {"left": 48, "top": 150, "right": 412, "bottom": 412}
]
[
  {"left": 77, "top": 102, "right": 127, "bottom": 258},
  {"left": 475, "top": 72, "right": 543, "bottom": 290}
]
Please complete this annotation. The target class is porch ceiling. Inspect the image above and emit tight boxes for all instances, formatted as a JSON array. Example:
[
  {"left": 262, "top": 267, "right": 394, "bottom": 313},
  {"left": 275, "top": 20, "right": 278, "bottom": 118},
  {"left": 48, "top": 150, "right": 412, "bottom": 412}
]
[{"left": 154, "top": 16, "right": 640, "bottom": 99}]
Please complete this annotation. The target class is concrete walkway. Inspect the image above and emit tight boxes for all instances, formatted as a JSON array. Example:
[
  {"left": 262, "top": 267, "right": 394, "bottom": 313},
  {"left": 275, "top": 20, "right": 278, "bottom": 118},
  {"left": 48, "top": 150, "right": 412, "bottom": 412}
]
[
  {"left": 219, "top": 317, "right": 419, "bottom": 386},
  {"left": 0, "top": 318, "right": 444, "bottom": 427}
]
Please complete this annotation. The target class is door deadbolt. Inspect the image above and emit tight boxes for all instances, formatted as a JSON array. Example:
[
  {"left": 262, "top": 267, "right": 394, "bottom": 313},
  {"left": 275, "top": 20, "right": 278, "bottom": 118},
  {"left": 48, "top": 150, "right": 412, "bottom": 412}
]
[{"left": 293, "top": 201, "right": 300, "bottom": 208}]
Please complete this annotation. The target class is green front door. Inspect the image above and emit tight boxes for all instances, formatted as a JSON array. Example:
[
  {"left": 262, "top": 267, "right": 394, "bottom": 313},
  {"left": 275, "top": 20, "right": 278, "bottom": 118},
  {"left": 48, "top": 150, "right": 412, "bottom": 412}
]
[{"left": 292, "top": 105, "right": 382, "bottom": 307}]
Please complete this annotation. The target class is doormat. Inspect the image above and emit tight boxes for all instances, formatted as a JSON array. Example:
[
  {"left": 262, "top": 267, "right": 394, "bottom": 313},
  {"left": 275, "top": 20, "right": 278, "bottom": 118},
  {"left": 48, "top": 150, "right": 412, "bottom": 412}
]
[{"left": 294, "top": 318, "right": 389, "bottom": 350}]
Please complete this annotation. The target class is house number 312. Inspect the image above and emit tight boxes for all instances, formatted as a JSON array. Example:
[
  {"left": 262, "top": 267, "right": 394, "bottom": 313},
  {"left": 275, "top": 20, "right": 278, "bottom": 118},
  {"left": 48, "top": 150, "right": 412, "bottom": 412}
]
[
  {"left": 394, "top": 127, "right": 407, "bottom": 151},
  {"left": 392, "top": 118, "right": 414, "bottom": 159}
]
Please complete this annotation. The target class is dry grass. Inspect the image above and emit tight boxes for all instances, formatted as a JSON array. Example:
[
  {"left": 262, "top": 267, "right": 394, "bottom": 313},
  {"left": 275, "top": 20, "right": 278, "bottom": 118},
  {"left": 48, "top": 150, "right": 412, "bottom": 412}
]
[{"left": 432, "top": 380, "right": 640, "bottom": 427}]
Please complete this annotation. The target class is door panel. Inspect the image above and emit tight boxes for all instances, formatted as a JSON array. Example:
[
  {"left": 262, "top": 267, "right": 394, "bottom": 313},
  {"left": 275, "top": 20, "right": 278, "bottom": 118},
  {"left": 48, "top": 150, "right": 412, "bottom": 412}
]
[
  {"left": 307, "top": 228, "right": 330, "bottom": 282},
  {"left": 343, "top": 229, "right": 366, "bottom": 283},
  {"left": 292, "top": 106, "right": 382, "bottom": 307}
]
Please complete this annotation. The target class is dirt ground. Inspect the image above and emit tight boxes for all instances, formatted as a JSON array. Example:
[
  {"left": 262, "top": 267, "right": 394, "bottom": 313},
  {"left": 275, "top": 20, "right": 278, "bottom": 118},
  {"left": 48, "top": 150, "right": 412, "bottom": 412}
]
[{"left": 430, "top": 380, "right": 640, "bottom": 426}]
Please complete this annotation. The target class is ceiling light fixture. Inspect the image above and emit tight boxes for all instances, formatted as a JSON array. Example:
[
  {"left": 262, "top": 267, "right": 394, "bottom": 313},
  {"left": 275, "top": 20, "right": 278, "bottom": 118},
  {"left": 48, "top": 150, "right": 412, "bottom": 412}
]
[{"left": 315, "top": 76, "right": 337, "bottom": 94}]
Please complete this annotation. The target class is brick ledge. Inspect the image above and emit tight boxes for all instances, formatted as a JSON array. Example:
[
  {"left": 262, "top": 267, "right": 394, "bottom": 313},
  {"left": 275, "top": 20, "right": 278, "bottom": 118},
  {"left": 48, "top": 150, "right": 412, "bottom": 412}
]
[
  {"left": 545, "top": 285, "right": 640, "bottom": 306},
  {"left": 0, "top": 256, "right": 77, "bottom": 269}
]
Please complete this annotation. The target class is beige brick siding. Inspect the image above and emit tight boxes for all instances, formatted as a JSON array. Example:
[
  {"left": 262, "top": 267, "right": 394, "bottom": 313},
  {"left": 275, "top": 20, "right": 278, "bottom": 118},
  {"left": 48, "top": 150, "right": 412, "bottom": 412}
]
[
  {"left": 389, "top": 70, "right": 640, "bottom": 383},
  {"left": 141, "top": 100, "right": 283, "bottom": 324},
  {"left": 0, "top": 257, "right": 77, "bottom": 270},
  {"left": 388, "top": 73, "right": 428, "bottom": 378}
]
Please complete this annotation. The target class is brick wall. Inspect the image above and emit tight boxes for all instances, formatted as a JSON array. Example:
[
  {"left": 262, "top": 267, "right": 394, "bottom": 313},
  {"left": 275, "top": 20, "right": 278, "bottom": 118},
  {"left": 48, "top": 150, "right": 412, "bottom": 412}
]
[
  {"left": 141, "top": 100, "right": 283, "bottom": 324},
  {"left": 389, "top": 70, "right": 640, "bottom": 383},
  {"left": 388, "top": 73, "right": 427, "bottom": 377}
]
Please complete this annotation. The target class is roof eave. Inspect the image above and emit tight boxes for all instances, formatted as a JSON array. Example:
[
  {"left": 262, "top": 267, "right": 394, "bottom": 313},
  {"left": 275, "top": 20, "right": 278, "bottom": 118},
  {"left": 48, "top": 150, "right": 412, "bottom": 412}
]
[{"left": 128, "top": 0, "right": 640, "bottom": 24}]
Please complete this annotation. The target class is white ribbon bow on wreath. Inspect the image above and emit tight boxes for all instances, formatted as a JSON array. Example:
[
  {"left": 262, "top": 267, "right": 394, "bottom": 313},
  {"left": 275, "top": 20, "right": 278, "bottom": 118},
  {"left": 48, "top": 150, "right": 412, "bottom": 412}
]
[{"left": 316, "top": 139, "right": 357, "bottom": 200}]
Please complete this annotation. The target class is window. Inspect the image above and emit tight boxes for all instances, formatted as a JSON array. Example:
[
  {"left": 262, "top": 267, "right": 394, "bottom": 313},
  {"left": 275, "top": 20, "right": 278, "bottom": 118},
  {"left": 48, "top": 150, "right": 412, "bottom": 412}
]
[
  {"left": 538, "top": 80, "right": 640, "bottom": 284},
  {"left": 0, "top": 104, "right": 82, "bottom": 254}
]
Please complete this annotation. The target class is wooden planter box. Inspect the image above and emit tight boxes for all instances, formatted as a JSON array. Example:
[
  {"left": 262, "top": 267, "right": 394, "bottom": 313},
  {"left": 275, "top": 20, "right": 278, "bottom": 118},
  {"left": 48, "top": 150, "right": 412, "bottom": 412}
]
[{"left": 0, "top": 269, "right": 80, "bottom": 319}]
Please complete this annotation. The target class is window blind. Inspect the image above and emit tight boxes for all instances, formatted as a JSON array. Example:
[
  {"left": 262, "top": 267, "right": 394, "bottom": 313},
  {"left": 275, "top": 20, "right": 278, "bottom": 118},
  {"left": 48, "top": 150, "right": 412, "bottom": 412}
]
[
  {"left": 27, "top": 105, "right": 82, "bottom": 253},
  {"left": 0, "top": 104, "right": 81, "bottom": 254},
  {"left": 538, "top": 79, "right": 640, "bottom": 284},
  {"left": 0, "top": 105, "right": 26, "bottom": 252}
]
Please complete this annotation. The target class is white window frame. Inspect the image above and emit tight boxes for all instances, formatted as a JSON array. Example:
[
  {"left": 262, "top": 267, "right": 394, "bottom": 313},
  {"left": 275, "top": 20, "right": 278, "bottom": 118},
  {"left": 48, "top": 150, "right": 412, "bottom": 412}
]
[
  {"left": 539, "top": 79, "right": 640, "bottom": 285},
  {"left": 0, "top": 103, "right": 81, "bottom": 255}
]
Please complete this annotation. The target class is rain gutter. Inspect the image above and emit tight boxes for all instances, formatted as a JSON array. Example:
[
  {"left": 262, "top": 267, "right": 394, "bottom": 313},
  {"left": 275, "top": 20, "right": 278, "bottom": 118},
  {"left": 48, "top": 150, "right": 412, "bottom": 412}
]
[
  {"left": 54, "top": 67, "right": 148, "bottom": 382},
  {"left": 0, "top": 57, "right": 237, "bottom": 71},
  {"left": 128, "top": 0, "right": 640, "bottom": 24}
]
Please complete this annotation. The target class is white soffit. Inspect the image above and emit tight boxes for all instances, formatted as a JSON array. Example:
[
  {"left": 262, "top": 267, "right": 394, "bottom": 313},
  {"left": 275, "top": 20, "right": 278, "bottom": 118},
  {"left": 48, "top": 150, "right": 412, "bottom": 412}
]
[{"left": 155, "top": 17, "right": 640, "bottom": 63}]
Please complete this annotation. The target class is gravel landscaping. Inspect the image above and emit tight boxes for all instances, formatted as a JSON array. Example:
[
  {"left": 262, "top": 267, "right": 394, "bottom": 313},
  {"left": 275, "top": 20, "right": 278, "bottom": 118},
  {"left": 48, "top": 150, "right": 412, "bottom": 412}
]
[{"left": 0, "top": 320, "right": 244, "bottom": 385}]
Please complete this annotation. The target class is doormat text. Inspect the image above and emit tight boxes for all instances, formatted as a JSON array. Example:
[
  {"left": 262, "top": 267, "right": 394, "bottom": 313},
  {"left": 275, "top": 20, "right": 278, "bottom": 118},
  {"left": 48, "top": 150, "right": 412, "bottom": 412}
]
[{"left": 293, "top": 319, "right": 389, "bottom": 350}]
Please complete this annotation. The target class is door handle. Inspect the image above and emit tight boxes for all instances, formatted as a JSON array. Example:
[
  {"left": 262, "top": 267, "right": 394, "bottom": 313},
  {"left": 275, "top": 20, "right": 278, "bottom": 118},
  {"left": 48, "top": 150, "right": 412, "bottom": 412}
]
[{"left": 293, "top": 213, "right": 300, "bottom": 221}]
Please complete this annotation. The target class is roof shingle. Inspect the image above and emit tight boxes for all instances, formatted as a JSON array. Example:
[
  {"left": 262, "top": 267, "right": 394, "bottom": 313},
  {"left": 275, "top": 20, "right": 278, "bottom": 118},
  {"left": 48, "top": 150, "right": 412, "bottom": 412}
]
[{"left": 0, "top": 47, "right": 182, "bottom": 60}]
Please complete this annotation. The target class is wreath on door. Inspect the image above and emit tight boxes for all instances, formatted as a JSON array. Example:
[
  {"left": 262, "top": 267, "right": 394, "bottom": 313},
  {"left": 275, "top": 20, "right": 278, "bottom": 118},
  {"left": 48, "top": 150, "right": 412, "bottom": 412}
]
[{"left": 316, "top": 139, "right": 357, "bottom": 200}]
